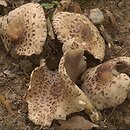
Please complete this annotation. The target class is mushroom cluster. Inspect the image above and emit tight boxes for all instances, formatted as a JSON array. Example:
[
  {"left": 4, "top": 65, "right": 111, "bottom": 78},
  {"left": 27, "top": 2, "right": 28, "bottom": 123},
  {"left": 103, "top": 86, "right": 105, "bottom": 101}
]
[{"left": 0, "top": 0, "right": 130, "bottom": 128}]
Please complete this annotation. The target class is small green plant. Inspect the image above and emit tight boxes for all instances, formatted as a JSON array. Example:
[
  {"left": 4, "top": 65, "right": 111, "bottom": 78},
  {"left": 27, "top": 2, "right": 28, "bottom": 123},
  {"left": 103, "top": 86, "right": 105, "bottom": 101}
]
[{"left": 41, "top": 1, "right": 59, "bottom": 10}]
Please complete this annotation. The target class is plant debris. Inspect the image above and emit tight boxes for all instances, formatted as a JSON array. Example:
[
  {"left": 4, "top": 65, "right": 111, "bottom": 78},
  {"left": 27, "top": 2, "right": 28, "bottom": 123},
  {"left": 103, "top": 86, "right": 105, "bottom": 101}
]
[{"left": 57, "top": 116, "right": 99, "bottom": 130}]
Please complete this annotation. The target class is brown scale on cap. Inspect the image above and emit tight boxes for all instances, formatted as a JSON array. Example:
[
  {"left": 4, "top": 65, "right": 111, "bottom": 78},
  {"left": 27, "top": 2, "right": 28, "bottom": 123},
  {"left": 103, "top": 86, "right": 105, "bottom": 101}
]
[
  {"left": 52, "top": 11, "right": 105, "bottom": 61},
  {"left": 81, "top": 57, "right": 130, "bottom": 110},
  {"left": 0, "top": 3, "right": 47, "bottom": 56}
]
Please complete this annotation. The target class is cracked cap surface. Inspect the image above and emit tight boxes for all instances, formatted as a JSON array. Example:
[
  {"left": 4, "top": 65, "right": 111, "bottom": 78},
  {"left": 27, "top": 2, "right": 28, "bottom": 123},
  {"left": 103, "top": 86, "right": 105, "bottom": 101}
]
[
  {"left": 53, "top": 11, "right": 105, "bottom": 61},
  {"left": 26, "top": 58, "right": 98, "bottom": 127},
  {"left": 0, "top": 3, "right": 47, "bottom": 56},
  {"left": 81, "top": 57, "right": 130, "bottom": 110}
]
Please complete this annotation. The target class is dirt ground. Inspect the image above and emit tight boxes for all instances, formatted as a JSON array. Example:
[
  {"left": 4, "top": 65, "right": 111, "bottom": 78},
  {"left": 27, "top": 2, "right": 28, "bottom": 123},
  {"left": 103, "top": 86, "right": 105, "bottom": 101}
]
[{"left": 0, "top": 0, "right": 130, "bottom": 130}]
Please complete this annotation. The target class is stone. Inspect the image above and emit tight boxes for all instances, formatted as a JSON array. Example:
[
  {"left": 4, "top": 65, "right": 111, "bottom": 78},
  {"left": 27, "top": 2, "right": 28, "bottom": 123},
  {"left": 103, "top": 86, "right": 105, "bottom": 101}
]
[{"left": 89, "top": 8, "right": 104, "bottom": 24}]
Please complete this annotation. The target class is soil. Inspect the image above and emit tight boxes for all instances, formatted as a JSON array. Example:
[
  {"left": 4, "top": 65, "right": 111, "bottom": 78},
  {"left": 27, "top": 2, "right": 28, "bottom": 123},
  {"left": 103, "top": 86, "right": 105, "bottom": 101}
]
[{"left": 0, "top": 0, "right": 130, "bottom": 130}]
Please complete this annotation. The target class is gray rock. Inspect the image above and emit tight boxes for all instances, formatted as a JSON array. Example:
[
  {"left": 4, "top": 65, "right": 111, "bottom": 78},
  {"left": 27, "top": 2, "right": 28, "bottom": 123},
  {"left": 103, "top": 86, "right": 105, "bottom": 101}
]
[{"left": 89, "top": 8, "right": 104, "bottom": 24}]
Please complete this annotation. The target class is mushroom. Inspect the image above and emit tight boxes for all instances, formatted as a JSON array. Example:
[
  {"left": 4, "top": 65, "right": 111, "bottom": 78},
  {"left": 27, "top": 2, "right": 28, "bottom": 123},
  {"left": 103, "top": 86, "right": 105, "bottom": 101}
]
[
  {"left": 81, "top": 57, "right": 130, "bottom": 110},
  {"left": 52, "top": 11, "right": 105, "bottom": 61},
  {"left": 0, "top": 3, "right": 47, "bottom": 57},
  {"left": 25, "top": 51, "right": 99, "bottom": 127},
  {"left": 58, "top": 50, "right": 99, "bottom": 123}
]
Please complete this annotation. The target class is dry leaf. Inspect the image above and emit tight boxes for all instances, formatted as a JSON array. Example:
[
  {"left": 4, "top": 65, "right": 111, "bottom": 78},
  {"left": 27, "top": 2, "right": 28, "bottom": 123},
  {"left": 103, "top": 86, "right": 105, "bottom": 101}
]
[
  {"left": 0, "top": 0, "right": 7, "bottom": 7},
  {"left": 68, "top": 1, "right": 82, "bottom": 13},
  {"left": 106, "top": 10, "right": 118, "bottom": 29},
  {"left": 57, "top": 116, "right": 99, "bottom": 130},
  {"left": 73, "top": 2, "right": 82, "bottom": 13}
]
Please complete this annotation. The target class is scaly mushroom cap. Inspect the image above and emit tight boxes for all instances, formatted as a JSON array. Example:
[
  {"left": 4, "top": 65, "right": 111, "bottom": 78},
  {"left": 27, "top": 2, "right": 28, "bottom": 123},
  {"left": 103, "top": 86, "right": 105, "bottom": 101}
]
[
  {"left": 0, "top": 3, "right": 47, "bottom": 56},
  {"left": 53, "top": 12, "right": 105, "bottom": 61},
  {"left": 81, "top": 57, "right": 130, "bottom": 110},
  {"left": 26, "top": 58, "right": 98, "bottom": 127}
]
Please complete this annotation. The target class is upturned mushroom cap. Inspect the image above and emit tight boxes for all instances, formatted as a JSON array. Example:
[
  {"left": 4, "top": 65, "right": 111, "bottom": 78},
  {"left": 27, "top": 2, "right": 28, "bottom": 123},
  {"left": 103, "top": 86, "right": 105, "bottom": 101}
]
[
  {"left": 0, "top": 3, "right": 47, "bottom": 56},
  {"left": 81, "top": 57, "right": 130, "bottom": 110},
  {"left": 25, "top": 58, "right": 98, "bottom": 127},
  {"left": 59, "top": 52, "right": 99, "bottom": 123},
  {"left": 53, "top": 12, "right": 105, "bottom": 61}
]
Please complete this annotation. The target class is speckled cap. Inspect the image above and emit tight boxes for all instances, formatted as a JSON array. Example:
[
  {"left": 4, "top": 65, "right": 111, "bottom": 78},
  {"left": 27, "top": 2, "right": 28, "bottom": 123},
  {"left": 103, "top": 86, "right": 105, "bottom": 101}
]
[
  {"left": 81, "top": 57, "right": 130, "bottom": 110},
  {"left": 0, "top": 3, "right": 47, "bottom": 56},
  {"left": 26, "top": 54, "right": 99, "bottom": 126},
  {"left": 53, "top": 12, "right": 105, "bottom": 61}
]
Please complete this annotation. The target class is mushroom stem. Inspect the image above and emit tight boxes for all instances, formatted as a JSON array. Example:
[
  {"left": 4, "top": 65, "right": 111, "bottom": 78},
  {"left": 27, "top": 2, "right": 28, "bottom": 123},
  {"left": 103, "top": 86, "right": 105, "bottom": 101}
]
[
  {"left": 64, "top": 48, "right": 86, "bottom": 82},
  {"left": 59, "top": 54, "right": 99, "bottom": 122}
]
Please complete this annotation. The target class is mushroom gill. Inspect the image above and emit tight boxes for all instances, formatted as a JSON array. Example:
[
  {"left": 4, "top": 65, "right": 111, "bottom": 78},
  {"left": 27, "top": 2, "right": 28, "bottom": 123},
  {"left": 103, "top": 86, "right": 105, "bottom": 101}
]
[
  {"left": 0, "top": 3, "right": 47, "bottom": 57},
  {"left": 81, "top": 57, "right": 130, "bottom": 110},
  {"left": 53, "top": 11, "right": 105, "bottom": 61}
]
